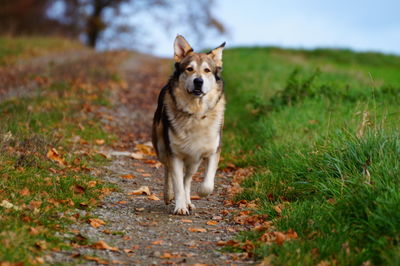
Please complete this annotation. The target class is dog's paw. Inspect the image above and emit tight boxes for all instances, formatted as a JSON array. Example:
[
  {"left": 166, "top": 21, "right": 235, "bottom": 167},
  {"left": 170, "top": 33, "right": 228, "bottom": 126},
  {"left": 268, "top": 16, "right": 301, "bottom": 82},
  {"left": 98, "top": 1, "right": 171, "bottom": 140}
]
[
  {"left": 198, "top": 184, "right": 214, "bottom": 197},
  {"left": 173, "top": 206, "right": 190, "bottom": 215},
  {"left": 164, "top": 193, "right": 174, "bottom": 205},
  {"left": 187, "top": 203, "right": 196, "bottom": 211}
]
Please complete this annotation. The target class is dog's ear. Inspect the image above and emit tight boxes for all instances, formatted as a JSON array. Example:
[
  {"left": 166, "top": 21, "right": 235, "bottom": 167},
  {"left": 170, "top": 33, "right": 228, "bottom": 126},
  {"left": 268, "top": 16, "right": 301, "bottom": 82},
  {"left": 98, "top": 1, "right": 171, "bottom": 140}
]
[
  {"left": 174, "top": 35, "right": 193, "bottom": 62},
  {"left": 208, "top": 42, "right": 225, "bottom": 67}
]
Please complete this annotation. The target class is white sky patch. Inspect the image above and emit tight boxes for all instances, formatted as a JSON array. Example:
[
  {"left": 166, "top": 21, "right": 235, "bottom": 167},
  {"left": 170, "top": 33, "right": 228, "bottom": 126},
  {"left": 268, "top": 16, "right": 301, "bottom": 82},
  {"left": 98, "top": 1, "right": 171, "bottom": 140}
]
[{"left": 141, "top": 0, "right": 400, "bottom": 57}]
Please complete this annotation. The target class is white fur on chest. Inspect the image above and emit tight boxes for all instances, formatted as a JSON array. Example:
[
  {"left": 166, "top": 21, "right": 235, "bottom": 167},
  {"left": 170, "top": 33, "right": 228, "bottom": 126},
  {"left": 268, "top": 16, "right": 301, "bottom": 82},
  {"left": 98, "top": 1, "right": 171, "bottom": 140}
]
[{"left": 169, "top": 114, "right": 222, "bottom": 160}]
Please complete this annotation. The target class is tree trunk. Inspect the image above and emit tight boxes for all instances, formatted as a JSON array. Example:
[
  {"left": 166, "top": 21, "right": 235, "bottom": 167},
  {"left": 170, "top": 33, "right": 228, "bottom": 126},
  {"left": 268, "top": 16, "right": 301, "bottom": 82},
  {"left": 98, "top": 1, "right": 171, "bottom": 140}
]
[{"left": 86, "top": 0, "right": 107, "bottom": 48}]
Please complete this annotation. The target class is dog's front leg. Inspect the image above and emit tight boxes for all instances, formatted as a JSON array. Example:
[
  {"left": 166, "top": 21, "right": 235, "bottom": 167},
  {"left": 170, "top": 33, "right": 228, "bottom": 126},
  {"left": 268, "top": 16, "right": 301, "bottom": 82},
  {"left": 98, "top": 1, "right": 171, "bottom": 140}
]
[
  {"left": 163, "top": 166, "right": 174, "bottom": 205},
  {"left": 184, "top": 161, "right": 201, "bottom": 211},
  {"left": 198, "top": 152, "right": 220, "bottom": 197},
  {"left": 171, "top": 157, "right": 189, "bottom": 215}
]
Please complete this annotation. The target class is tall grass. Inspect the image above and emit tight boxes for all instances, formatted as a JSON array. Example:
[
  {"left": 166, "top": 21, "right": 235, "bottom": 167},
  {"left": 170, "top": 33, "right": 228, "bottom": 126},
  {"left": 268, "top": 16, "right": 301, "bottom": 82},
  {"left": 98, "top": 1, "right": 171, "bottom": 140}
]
[{"left": 222, "top": 47, "right": 400, "bottom": 265}]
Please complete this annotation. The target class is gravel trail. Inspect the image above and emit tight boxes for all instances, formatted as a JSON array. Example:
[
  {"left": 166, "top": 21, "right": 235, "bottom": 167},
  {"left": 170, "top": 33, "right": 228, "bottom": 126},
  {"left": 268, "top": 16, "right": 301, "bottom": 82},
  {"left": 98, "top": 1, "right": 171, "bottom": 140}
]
[{"left": 48, "top": 53, "right": 251, "bottom": 265}]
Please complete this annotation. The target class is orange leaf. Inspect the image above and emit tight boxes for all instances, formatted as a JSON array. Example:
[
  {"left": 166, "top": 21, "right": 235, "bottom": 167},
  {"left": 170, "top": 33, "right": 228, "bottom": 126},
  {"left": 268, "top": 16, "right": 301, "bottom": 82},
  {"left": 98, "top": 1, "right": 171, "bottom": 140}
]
[
  {"left": 275, "top": 232, "right": 286, "bottom": 245},
  {"left": 206, "top": 220, "right": 218, "bottom": 226},
  {"left": 89, "top": 218, "right": 106, "bottom": 228},
  {"left": 151, "top": 240, "right": 163, "bottom": 245},
  {"left": 144, "top": 159, "right": 158, "bottom": 164},
  {"left": 91, "top": 240, "right": 119, "bottom": 251},
  {"left": 20, "top": 187, "right": 30, "bottom": 196},
  {"left": 46, "top": 148, "right": 65, "bottom": 166},
  {"left": 95, "top": 139, "right": 105, "bottom": 145},
  {"left": 160, "top": 252, "right": 180, "bottom": 259},
  {"left": 190, "top": 195, "right": 201, "bottom": 200},
  {"left": 116, "top": 201, "right": 127, "bottom": 204},
  {"left": 88, "top": 181, "right": 97, "bottom": 188},
  {"left": 148, "top": 194, "right": 160, "bottom": 201},
  {"left": 135, "top": 143, "right": 156, "bottom": 156},
  {"left": 120, "top": 174, "right": 135, "bottom": 179},
  {"left": 181, "top": 219, "right": 193, "bottom": 223},
  {"left": 188, "top": 228, "right": 207, "bottom": 233}
]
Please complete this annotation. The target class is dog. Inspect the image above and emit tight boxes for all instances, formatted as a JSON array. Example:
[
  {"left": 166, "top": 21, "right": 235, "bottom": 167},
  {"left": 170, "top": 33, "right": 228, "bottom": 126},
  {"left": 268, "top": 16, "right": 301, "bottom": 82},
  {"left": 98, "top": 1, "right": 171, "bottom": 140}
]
[{"left": 152, "top": 35, "right": 225, "bottom": 215}]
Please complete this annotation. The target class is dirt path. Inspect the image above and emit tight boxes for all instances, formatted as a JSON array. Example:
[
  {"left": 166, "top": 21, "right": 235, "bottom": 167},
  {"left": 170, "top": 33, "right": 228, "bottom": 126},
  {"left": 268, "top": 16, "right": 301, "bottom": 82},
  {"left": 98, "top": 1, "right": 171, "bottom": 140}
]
[{"left": 47, "top": 53, "right": 252, "bottom": 265}]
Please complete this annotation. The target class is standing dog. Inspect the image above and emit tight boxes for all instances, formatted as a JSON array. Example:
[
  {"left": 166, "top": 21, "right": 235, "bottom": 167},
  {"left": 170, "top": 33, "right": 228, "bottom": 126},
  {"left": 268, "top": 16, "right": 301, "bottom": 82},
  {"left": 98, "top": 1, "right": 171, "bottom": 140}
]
[{"left": 152, "top": 35, "right": 226, "bottom": 215}]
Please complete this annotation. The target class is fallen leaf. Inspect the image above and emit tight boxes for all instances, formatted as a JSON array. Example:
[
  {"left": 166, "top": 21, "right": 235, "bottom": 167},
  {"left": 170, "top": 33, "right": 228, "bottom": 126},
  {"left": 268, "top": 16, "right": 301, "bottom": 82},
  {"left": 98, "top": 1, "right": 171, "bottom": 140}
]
[
  {"left": 46, "top": 148, "right": 65, "bottom": 166},
  {"left": 88, "top": 181, "right": 97, "bottom": 188},
  {"left": 95, "top": 139, "right": 105, "bottom": 145},
  {"left": 135, "top": 143, "right": 155, "bottom": 156},
  {"left": 275, "top": 232, "right": 286, "bottom": 245},
  {"left": 89, "top": 218, "right": 106, "bottom": 228},
  {"left": 151, "top": 240, "right": 163, "bottom": 245},
  {"left": 130, "top": 152, "right": 144, "bottom": 160},
  {"left": 188, "top": 228, "right": 207, "bottom": 233},
  {"left": 135, "top": 207, "right": 145, "bottom": 212},
  {"left": 29, "top": 227, "right": 40, "bottom": 236},
  {"left": 20, "top": 187, "right": 30, "bottom": 196},
  {"left": 0, "top": 200, "right": 19, "bottom": 210},
  {"left": 120, "top": 174, "right": 135, "bottom": 179},
  {"left": 160, "top": 252, "right": 180, "bottom": 259},
  {"left": 216, "top": 241, "right": 227, "bottom": 246},
  {"left": 123, "top": 249, "right": 135, "bottom": 253},
  {"left": 116, "top": 201, "right": 127, "bottom": 204},
  {"left": 35, "top": 240, "right": 47, "bottom": 250},
  {"left": 129, "top": 186, "right": 150, "bottom": 195},
  {"left": 29, "top": 200, "right": 42, "bottom": 209},
  {"left": 190, "top": 195, "right": 201, "bottom": 200},
  {"left": 148, "top": 194, "right": 160, "bottom": 201},
  {"left": 72, "top": 184, "right": 85, "bottom": 194},
  {"left": 206, "top": 220, "right": 218, "bottom": 226},
  {"left": 274, "top": 204, "right": 283, "bottom": 214},
  {"left": 91, "top": 240, "right": 119, "bottom": 251},
  {"left": 83, "top": 255, "right": 109, "bottom": 264},
  {"left": 142, "top": 173, "right": 151, "bottom": 177},
  {"left": 144, "top": 159, "right": 158, "bottom": 164},
  {"left": 181, "top": 219, "right": 192, "bottom": 223}
]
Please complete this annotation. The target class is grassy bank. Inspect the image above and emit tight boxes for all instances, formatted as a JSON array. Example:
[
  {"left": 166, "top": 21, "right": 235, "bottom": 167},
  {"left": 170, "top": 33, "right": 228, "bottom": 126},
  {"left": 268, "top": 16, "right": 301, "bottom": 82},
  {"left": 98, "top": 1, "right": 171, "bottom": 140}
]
[
  {"left": 0, "top": 37, "right": 120, "bottom": 264},
  {"left": 222, "top": 47, "right": 400, "bottom": 265}
]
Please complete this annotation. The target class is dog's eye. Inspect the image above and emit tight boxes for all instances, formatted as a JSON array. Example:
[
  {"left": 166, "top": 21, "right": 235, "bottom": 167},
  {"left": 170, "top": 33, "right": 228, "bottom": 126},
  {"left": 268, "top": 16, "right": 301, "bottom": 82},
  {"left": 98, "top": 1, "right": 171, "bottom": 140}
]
[
  {"left": 204, "top": 68, "right": 211, "bottom": 73},
  {"left": 186, "top": 67, "right": 193, "bottom": 72}
]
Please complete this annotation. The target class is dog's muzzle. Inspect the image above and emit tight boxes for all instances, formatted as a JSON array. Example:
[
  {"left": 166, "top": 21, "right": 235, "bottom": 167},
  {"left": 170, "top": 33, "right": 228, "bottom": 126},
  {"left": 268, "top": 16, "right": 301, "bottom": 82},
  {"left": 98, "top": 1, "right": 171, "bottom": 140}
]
[{"left": 192, "top": 78, "right": 204, "bottom": 96}]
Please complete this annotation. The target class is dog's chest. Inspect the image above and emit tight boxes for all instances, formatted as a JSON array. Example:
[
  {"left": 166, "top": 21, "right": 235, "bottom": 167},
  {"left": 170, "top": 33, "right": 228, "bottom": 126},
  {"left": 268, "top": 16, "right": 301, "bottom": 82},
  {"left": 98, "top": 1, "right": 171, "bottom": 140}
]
[{"left": 170, "top": 113, "right": 222, "bottom": 158}]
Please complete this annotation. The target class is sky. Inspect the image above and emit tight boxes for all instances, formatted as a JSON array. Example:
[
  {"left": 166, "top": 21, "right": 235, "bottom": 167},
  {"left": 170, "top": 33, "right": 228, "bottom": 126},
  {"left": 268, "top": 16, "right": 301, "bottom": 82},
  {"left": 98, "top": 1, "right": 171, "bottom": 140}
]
[{"left": 144, "top": 0, "right": 400, "bottom": 57}]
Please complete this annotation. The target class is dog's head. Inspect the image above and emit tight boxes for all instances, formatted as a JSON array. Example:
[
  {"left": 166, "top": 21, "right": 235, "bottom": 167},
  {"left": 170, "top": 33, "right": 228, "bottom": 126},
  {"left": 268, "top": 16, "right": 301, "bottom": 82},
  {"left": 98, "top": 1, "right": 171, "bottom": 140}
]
[{"left": 173, "top": 35, "right": 225, "bottom": 97}]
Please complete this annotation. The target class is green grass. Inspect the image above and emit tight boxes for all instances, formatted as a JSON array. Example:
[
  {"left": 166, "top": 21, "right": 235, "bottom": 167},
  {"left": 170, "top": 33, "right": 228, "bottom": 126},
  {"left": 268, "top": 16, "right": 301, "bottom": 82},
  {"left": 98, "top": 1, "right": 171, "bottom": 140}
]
[
  {"left": 222, "top": 47, "right": 400, "bottom": 265},
  {"left": 0, "top": 38, "right": 120, "bottom": 264}
]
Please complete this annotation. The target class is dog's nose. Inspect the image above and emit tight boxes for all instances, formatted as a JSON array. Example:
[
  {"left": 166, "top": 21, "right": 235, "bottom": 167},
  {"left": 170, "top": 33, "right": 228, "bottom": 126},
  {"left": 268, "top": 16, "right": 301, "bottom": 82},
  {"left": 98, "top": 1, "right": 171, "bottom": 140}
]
[{"left": 193, "top": 78, "right": 203, "bottom": 87}]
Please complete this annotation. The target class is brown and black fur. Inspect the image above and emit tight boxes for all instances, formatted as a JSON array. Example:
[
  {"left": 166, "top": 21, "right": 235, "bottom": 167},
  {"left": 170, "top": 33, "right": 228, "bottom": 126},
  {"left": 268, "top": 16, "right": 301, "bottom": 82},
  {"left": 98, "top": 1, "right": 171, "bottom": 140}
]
[{"left": 152, "top": 35, "right": 226, "bottom": 215}]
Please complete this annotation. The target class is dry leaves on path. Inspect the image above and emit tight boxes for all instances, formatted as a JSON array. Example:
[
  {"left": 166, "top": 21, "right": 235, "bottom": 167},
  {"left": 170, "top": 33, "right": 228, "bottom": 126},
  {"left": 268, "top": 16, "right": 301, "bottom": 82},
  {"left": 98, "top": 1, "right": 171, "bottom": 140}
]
[
  {"left": 120, "top": 174, "right": 135, "bottom": 179},
  {"left": 88, "top": 218, "right": 106, "bottom": 228},
  {"left": 188, "top": 228, "right": 207, "bottom": 233},
  {"left": 83, "top": 255, "right": 109, "bottom": 264},
  {"left": 91, "top": 240, "right": 119, "bottom": 251},
  {"left": 129, "top": 186, "right": 151, "bottom": 195},
  {"left": 148, "top": 194, "right": 160, "bottom": 201}
]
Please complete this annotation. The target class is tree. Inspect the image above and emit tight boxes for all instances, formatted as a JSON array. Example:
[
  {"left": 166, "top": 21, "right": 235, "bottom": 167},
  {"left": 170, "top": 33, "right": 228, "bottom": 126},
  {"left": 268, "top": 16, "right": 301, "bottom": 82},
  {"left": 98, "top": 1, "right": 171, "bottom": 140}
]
[{"left": 49, "top": 0, "right": 226, "bottom": 48}]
